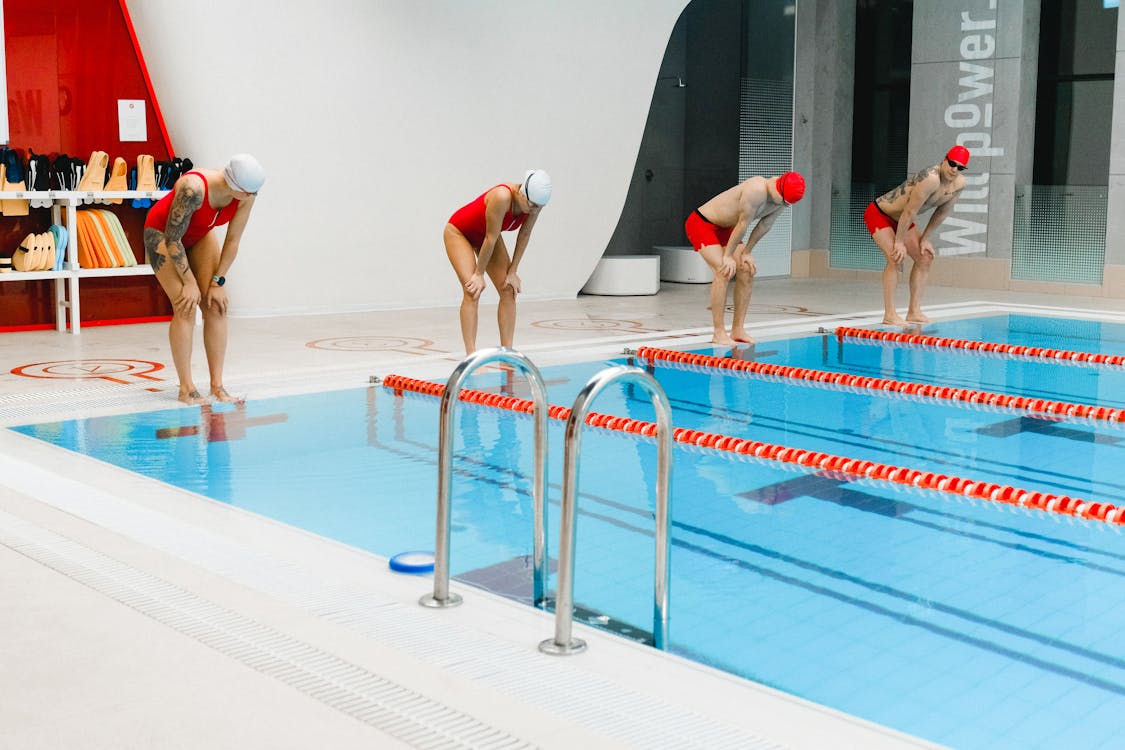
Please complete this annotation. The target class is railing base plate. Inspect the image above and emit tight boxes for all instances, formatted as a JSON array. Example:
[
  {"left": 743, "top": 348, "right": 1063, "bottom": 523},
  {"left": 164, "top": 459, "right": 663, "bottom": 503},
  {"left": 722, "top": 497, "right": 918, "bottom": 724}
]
[
  {"left": 538, "top": 637, "right": 587, "bottom": 655},
  {"left": 419, "top": 592, "right": 463, "bottom": 608}
]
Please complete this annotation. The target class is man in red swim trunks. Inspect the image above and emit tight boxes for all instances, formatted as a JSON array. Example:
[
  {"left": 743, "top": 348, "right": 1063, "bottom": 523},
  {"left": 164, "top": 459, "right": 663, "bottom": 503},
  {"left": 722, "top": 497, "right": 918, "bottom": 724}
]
[
  {"left": 684, "top": 172, "right": 805, "bottom": 345},
  {"left": 865, "top": 146, "right": 969, "bottom": 325}
]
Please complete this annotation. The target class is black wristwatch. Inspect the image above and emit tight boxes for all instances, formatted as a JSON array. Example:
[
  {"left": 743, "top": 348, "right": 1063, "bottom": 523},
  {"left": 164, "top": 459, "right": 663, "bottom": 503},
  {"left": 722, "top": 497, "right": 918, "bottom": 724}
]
[{"left": 212, "top": 275, "right": 226, "bottom": 287}]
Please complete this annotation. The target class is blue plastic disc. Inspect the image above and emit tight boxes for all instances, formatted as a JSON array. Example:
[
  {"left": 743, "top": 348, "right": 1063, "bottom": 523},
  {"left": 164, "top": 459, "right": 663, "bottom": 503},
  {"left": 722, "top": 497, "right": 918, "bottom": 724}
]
[{"left": 389, "top": 551, "right": 435, "bottom": 574}]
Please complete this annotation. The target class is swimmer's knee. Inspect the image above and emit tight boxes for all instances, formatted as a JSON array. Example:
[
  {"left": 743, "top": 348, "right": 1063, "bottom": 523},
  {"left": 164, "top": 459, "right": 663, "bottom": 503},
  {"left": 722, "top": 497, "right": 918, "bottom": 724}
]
[{"left": 200, "top": 305, "right": 226, "bottom": 322}]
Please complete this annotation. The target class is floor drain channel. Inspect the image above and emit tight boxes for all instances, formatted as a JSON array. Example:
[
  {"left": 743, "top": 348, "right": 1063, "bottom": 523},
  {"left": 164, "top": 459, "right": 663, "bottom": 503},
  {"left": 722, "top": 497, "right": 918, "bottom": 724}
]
[{"left": 0, "top": 510, "right": 533, "bottom": 750}]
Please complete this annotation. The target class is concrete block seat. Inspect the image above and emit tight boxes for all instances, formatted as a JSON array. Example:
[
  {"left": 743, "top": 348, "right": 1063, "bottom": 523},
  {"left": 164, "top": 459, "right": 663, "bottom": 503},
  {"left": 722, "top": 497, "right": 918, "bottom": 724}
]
[
  {"left": 580, "top": 254, "right": 660, "bottom": 296},
  {"left": 655, "top": 245, "right": 711, "bottom": 283}
]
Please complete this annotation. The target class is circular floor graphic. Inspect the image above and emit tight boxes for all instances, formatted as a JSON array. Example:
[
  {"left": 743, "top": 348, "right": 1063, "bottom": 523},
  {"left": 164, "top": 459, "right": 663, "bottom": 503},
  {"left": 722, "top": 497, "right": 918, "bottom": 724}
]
[
  {"left": 306, "top": 336, "right": 438, "bottom": 353},
  {"left": 532, "top": 318, "right": 649, "bottom": 331},
  {"left": 11, "top": 359, "right": 165, "bottom": 383}
]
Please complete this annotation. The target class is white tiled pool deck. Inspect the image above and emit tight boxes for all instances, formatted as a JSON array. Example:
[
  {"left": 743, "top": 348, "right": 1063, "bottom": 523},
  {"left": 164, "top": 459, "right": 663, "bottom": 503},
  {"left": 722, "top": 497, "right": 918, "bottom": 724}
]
[{"left": 2, "top": 278, "right": 1122, "bottom": 748}]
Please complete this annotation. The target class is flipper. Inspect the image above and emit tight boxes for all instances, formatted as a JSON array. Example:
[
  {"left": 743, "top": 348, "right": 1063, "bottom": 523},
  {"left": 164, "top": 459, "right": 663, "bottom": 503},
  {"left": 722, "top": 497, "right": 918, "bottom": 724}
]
[
  {"left": 103, "top": 157, "right": 129, "bottom": 203},
  {"left": 76, "top": 150, "right": 109, "bottom": 203}
]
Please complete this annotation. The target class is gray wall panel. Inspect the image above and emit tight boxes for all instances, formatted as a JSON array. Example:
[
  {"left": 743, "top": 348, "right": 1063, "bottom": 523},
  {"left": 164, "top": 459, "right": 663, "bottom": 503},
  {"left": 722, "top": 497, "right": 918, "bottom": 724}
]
[{"left": 910, "top": 0, "right": 1030, "bottom": 259}]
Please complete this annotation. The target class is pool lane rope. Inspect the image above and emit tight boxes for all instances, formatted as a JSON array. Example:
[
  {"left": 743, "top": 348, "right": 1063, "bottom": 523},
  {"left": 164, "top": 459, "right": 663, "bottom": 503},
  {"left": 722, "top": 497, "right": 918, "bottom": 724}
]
[
  {"left": 834, "top": 325, "right": 1125, "bottom": 367},
  {"left": 631, "top": 346, "right": 1125, "bottom": 426},
  {"left": 380, "top": 373, "right": 1125, "bottom": 527}
]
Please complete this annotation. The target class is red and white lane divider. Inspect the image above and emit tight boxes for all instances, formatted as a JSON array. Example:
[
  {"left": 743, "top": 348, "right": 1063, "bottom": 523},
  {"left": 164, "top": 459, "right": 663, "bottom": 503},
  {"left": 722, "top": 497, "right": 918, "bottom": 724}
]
[
  {"left": 632, "top": 346, "right": 1125, "bottom": 425},
  {"left": 834, "top": 325, "right": 1125, "bottom": 367},
  {"left": 380, "top": 373, "right": 1125, "bottom": 526}
]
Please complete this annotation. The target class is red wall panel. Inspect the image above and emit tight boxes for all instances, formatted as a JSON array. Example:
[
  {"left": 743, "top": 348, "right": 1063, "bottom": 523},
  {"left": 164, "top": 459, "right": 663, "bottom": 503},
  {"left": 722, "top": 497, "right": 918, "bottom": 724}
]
[{"left": 1, "top": 0, "right": 175, "bottom": 329}]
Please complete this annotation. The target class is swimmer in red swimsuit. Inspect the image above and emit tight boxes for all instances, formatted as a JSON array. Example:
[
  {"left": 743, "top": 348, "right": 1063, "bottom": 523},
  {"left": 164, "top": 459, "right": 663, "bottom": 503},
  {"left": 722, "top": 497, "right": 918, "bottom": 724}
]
[
  {"left": 444, "top": 169, "right": 551, "bottom": 354},
  {"left": 144, "top": 154, "right": 265, "bottom": 404},
  {"left": 865, "top": 146, "right": 969, "bottom": 325},
  {"left": 684, "top": 172, "right": 804, "bottom": 345}
]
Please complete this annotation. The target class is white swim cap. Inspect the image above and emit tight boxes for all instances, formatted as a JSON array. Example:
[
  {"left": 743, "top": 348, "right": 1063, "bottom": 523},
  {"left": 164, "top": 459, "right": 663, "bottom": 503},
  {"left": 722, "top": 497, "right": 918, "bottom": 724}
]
[
  {"left": 521, "top": 169, "right": 552, "bottom": 207},
  {"left": 223, "top": 153, "right": 266, "bottom": 194}
]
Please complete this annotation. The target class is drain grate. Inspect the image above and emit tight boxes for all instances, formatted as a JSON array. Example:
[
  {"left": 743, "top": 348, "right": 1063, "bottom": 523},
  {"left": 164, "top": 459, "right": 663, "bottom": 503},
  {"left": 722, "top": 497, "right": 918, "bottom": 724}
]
[
  {"left": 0, "top": 509, "right": 534, "bottom": 750},
  {"left": 0, "top": 453, "right": 791, "bottom": 749}
]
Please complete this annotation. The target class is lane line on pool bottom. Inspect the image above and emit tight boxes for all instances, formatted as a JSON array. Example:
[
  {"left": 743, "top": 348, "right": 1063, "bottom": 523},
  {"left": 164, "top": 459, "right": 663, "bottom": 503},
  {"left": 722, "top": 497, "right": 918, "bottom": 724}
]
[
  {"left": 633, "top": 346, "right": 1125, "bottom": 426},
  {"left": 834, "top": 325, "right": 1125, "bottom": 367},
  {"left": 380, "top": 374, "right": 1124, "bottom": 527}
]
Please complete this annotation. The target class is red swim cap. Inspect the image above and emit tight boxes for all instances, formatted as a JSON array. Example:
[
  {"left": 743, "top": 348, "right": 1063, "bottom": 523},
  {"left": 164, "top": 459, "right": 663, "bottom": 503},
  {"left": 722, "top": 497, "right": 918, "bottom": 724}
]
[
  {"left": 946, "top": 145, "right": 970, "bottom": 166},
  {"left": 776, "top": 172, "right": 805, "bottom": 204}
]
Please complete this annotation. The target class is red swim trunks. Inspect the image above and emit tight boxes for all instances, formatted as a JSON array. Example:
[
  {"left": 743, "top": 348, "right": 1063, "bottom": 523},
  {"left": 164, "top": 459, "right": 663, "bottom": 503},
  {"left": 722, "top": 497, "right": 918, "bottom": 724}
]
[
  {"left": 863, "top": 201, "right": 915, "bottom": 236},
  {"left": 684, "top": 209, "right": 733, "bottom": 251}
]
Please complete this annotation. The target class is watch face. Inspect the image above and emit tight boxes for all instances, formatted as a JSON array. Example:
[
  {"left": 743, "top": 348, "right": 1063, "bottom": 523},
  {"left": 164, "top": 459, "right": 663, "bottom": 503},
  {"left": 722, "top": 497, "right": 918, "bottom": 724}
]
[{"left": 213, "top": 276, "right": 225, "bottom": 286}]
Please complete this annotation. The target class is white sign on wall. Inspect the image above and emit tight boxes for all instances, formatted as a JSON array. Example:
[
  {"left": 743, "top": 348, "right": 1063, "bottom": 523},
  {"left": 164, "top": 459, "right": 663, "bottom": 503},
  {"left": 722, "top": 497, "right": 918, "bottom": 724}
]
[{"left": 118, "top": 99, "right": 147, "bottom": 142}]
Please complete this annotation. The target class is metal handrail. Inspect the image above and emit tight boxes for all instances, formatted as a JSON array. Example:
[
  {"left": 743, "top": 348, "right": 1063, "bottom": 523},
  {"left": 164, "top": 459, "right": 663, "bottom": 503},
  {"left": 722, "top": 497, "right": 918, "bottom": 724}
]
[
  {"left": 539, "top": 365, "right": 673, "bottom": 655},
  {"left": 420, "top": 347, "right": 550, "bottom": 609}
]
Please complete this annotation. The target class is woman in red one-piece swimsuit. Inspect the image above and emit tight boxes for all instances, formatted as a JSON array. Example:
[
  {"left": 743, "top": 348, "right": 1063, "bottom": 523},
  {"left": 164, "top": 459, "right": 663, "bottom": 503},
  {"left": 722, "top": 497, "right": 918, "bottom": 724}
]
[
  {"left": 444, "top": 169, "right": 552, "bottom": 355},
  {"left": 144, "top": 154, "right": 265, "bottom": 404}
]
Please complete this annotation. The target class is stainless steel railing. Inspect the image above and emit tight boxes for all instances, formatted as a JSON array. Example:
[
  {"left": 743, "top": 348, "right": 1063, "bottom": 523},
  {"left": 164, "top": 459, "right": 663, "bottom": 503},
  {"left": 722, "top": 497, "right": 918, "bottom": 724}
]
[
  {"left": 420, "top": 347, "right": 550, "bottom": 609},
  {"left": 539, "top": 365, "right": 673, "bottom": 655}
]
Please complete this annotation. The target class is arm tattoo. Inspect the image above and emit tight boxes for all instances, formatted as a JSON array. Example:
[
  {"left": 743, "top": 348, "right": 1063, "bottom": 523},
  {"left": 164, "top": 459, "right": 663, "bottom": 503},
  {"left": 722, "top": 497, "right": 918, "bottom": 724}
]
[
  {"left": 161, "top": 185, "right": 202, "bottom": 274},
  {"left": 144, "top": 227, "right": 187, "bottom": 275},
  {"left": 165, "top": 185, "right": 202, "bottom": 244},
  {"left": 143, "top": 227, "right": 166, "bottom": 272},
  {"left": 878, "top": 165, "right": 936, "bottom": 204}
]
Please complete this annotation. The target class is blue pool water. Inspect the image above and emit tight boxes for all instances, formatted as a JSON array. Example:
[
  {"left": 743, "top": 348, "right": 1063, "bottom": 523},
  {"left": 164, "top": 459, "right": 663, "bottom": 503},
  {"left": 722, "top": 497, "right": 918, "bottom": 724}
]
[{"left": 14, "top": 313, "right": 1125, "bottom": 749}]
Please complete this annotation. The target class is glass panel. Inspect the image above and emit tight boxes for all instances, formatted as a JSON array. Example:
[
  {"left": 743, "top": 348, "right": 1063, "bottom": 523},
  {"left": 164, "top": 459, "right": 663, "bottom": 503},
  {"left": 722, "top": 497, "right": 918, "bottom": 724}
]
[
  {"left": 830, "top": 0, "right": 913, "bottom": 272},
  {"left": 1011, "top": 185, "right": 1107, "bottom": 283},
  {"left": 739, "top": 77, "right": 793, "bottom": 276},
  {"left": 737, "top": 0, "right": 795, "bottom": 278},
  {"left": 1033, "top": 0, "right": 1117, "bottom": 185},
  {"left": 829, "top": 183, "right": 883, "bottom": 270}
]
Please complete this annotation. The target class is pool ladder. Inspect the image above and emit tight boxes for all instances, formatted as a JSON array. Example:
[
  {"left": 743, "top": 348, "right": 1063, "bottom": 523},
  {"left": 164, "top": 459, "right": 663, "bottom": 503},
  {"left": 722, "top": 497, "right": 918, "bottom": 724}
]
[
  {"left": 421, "top": 347, "right": 674, "bottom": 655},
  {"left": 421, "top": 347, "right": 550, "bottom": 609}
]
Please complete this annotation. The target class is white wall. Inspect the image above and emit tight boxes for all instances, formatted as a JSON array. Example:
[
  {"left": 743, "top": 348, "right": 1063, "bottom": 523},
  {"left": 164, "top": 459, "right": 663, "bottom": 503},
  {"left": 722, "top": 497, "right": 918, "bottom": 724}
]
[{"left": 124, "top": 1, "right": 688, "bottom": 316}]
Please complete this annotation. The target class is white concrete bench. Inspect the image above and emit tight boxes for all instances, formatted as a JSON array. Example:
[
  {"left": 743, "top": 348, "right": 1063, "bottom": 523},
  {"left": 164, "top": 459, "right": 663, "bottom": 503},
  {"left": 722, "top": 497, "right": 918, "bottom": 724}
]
[
  {"left": 655, "top": 245, "right": 711, "bottom": 283},
  {"left": 580, "top": 254, "right": 660, "bottom": 296}
]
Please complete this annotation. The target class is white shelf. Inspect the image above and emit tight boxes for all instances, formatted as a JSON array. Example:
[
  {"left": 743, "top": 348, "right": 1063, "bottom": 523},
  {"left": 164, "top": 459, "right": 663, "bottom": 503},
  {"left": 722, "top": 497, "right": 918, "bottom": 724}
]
[
  {"left": 76, "top": 190, "right": 168, "bottom": 204},
  {"left": 0, "top": 189, "right": 169, "bottom": 200},
  {"left": 76, "top": 265, "right": 154, "bottom": 278},
  {"left": 0, "top": 190, "right": 58, "bottom": 200},
  {"left": 0, "top": 270, "right": 69, "bottom": 282},
  {"left": 0, "top": 191, "right": 170, "bottom": 333}
]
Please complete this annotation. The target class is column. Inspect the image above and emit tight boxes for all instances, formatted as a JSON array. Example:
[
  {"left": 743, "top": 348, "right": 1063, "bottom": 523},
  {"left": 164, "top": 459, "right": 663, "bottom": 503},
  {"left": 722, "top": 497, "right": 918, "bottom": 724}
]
[
  {"left": 908, "top": 0, "right": 1037, "bottom": 261},
  {"left": 1107, "top": 9, "right": 1125, "bottom": 277},
  {"left": 792, "top": 0, "right": 856, "bottom": 252}
]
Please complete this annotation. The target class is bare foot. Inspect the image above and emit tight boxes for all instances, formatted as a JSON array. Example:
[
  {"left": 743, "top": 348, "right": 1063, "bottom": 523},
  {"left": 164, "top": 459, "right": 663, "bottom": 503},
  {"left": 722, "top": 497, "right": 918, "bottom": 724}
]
[
  {"left": 882, "top": 316, "right": 909, "bottom": 326},
  {"left": 906, "top": 312, "right": 931, "bottom": 323},
  {"left": 712, "top": 332, "right": 736, "bottom": 346},
  {"left": 211, "top": 386, "right": 242, "bottom": 403},
  {"left": 178, "top": 388, "right": 210, "bottom": 405},
  {"left": 730, "top": 330, "right": 755, "bottom": 345}
]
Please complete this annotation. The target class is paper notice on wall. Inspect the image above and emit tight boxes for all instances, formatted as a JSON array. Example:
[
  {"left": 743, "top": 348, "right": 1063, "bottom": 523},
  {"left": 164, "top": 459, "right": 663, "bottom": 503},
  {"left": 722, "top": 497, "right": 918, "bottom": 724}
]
[{"left": 118, "top": 99, "right": 147, "bottom": 142}]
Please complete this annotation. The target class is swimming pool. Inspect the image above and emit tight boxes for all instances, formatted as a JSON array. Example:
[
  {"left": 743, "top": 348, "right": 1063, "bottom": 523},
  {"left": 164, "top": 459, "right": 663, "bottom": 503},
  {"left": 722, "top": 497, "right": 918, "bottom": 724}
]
[{"left": 13, "top": 312, "right": 1125, "bottom": 749}]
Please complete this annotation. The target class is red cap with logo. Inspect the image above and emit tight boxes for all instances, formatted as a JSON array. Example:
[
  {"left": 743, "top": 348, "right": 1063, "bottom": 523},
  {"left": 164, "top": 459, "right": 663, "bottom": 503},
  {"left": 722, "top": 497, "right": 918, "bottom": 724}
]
[
  {"left": 946, "top": 145, "right": 971, "bottom": 166},
  {"left": 776, "top": 172, "right": 806, "bottom": 204}
]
